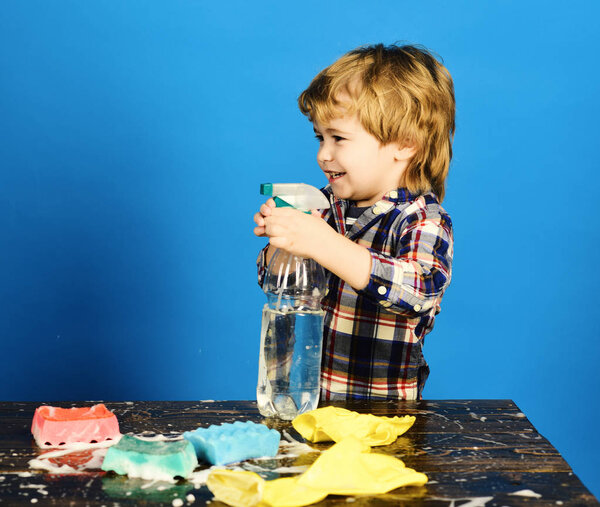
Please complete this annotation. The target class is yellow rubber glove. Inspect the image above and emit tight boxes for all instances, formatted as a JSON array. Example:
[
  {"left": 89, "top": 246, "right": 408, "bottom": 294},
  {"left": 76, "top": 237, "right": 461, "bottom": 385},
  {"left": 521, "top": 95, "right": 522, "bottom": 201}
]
[
  {"left": 296, "top": 437, "right": 427, "bottom": 495},
  {"left": 207, "top": 471, "right": 327, "bottom": 507},
  {"left": 206, "top": 437, "right": 427, "bottom": 507},
  {"left": 292, "top": 406, "right": 416, "bottom": 446},
  {"left": 262, "top": 477, "right": 328, "bottom": 507},
  {"left": 206, "top": 470, "right": 264, "bottom": 507}
]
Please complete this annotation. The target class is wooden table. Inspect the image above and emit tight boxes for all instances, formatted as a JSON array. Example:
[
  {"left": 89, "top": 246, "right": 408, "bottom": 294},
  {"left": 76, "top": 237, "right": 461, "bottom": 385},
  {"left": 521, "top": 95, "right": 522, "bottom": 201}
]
[{"left": 0, "top": 400, "right": 597, "bottom": 506}]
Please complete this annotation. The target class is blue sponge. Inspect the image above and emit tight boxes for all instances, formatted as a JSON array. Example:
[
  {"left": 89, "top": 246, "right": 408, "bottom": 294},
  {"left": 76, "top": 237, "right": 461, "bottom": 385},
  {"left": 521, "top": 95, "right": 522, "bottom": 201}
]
[{"left": 183, "top": 420, "right": 280, "bottom": 465}]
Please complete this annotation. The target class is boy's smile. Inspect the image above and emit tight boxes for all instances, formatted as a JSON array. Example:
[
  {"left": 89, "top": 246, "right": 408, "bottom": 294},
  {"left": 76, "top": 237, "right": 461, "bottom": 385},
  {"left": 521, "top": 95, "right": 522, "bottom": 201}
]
[{"left": 313, "top": 115, "right": 414, "bottom": 207}]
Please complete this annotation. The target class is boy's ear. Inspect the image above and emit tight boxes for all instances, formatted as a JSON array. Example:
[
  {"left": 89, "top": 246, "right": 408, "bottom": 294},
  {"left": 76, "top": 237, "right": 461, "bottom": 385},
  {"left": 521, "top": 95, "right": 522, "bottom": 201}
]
[{"left": 393, "top": 144, "right": 417, "bottom": 162}]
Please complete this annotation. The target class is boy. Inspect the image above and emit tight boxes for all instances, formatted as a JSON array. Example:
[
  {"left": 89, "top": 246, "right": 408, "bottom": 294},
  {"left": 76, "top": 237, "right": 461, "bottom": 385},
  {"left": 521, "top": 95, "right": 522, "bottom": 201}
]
[{"left": 254, "top": 43, "right": 455, "bottom": 401}]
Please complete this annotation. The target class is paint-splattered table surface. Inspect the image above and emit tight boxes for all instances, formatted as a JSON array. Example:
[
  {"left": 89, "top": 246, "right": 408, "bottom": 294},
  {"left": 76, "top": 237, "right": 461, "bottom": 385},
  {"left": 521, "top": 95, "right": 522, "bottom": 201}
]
[{"left": 0, "top": 399, "right": 597, "bottom": 506}]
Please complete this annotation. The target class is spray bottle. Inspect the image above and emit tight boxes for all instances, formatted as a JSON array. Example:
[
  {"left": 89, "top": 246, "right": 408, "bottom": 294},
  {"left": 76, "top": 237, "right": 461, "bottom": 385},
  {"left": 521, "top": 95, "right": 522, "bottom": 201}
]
[{"left": 256, "top": 183, "right": 330, "bottom": 420}]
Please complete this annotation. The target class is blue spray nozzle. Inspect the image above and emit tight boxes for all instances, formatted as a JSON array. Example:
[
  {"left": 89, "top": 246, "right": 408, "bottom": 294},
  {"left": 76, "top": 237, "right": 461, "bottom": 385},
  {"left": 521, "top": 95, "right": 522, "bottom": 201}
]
[
  {"left": 272, "top": 196, "right": 293, "bottom": 208},
  {"left": 260, "top": 183, "right": 273, "bottom": 196}
]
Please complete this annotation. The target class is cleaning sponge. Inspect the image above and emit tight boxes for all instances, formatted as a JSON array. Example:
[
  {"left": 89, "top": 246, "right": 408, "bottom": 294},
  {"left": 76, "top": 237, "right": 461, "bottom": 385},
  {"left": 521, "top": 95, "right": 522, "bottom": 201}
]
[
  {"left": 183, "top": 420, "right": 280, "bottom": 465},
  {"left": 101, "top": 435, "right": 198, "bottom": 481},
  {"left": 31, "top": 404, "right": 120, "bottom": 448}
]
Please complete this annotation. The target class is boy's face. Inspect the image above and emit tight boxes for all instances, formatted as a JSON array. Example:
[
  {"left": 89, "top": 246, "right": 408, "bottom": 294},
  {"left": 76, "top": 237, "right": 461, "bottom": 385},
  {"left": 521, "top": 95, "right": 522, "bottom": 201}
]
[{"left": 313, "top": 114, "right": 412, "bottom": 207}]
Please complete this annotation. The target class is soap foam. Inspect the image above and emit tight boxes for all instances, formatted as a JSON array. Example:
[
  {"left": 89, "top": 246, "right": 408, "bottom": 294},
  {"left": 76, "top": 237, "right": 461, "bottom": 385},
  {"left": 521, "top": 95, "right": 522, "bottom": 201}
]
[
  {"left": 279, "top": 430, "right": 319, "bottom": 457},
  {"left": 28, "top": 438, "right": 120, "bottom": 474},
  {"left": 509, "top": 489, "right": 542, "bottom": 498},
  {"left": 430, "top": 497, "right": 494, "bottom": 507},
  {"left": 19, "top": 484, "right": 49, "bottom": 495}
]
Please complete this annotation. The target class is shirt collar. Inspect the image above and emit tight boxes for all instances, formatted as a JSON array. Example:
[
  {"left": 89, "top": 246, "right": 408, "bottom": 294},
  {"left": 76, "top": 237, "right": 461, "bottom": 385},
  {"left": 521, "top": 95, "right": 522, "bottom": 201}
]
[
  {"left": 381, "top": 188, "right": 419, "bottom": 204},
  {"left": 324, "top": 185, "right": 420, "bottom": 208}
]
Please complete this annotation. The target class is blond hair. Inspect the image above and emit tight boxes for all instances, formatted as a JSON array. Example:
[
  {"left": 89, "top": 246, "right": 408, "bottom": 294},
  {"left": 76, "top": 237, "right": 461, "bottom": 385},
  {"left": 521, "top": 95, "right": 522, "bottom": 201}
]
[{"left": 298, "top": 44, "right": 455, "bottom": 201}]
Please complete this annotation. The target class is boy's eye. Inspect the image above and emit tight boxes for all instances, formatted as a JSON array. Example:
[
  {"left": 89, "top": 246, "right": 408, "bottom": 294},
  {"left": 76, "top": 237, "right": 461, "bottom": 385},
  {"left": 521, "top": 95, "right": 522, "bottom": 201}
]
[
  {"left": 333, "top": 135, "right": 345, "bottom": 142},
  {"left": 314, "top": 134, "right": 324, "bottom": 142}
]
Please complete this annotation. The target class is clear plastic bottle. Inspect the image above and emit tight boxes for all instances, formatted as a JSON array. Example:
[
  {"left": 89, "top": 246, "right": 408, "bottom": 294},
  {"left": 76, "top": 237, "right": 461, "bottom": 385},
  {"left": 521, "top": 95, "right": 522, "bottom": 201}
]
[{"left": 257, "top": 248, "right": 326, "bottom": 420}]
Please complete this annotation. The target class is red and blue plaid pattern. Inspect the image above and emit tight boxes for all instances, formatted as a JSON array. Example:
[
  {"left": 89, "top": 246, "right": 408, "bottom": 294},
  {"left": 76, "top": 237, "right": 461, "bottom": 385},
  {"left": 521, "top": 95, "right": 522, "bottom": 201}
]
[{"left": 258, "top": 185, "right": 453, "bottom": 400}]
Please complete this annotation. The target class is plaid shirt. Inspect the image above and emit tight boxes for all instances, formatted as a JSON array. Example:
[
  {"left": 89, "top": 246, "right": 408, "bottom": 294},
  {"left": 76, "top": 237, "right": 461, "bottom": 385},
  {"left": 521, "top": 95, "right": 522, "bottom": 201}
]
[{"left": 258, "top": 185, "right": 453, "bottom": 401}]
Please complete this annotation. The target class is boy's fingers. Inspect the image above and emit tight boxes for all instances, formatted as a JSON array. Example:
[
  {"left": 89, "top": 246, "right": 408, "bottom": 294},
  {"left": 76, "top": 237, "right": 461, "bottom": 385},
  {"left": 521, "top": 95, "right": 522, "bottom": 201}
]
[
  {"left": 264, "top": 220, "right": 287, "bottom": 239},
  {"left": 268, "top": 207, "right": 297, "bottom": 218},
  {"left": 254, "top": 225, "right": 266, "bottom": 237},
  {"left": 260, "top": 203, "right": 273, "bottom": 216},
  {"left": 254, "top": 212, "right": 265, "bottom": 226}
]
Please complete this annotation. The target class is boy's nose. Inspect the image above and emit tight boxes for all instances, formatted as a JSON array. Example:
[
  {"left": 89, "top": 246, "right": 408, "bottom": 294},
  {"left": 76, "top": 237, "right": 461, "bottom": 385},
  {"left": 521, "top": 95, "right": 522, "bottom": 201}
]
[{"left": 317, "top": 145, "right": 333, "bottom": 164}]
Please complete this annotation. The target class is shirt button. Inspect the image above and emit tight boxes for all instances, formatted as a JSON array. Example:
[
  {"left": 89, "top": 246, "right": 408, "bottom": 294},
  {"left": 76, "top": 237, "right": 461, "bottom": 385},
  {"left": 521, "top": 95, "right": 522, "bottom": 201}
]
[
  {"left": 380, "top": 301, "right": 392, "bottom": 308},
  {"left": 389, "top": 190, "right": 398, "bottom": 199},
  {"left": 414, "top": 304, "right": 422, "bottom": 312},
  {"left": 377, "top": 286, "right": 387, "bottom": 295},
  {"left": 372, "top": 206, "right": 381, "bottom": 215}
]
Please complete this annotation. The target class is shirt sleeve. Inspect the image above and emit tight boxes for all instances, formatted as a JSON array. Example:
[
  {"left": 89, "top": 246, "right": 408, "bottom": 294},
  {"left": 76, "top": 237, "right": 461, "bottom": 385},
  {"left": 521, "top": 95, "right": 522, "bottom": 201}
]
[{"left": 357, "top": 209, "right": 453, "bottom": 317}]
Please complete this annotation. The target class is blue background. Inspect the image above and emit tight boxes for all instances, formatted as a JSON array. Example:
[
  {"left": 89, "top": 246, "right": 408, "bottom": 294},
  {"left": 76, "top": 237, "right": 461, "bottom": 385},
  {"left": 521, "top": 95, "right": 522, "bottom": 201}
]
[{"left": 1, "top": 0, "right": 599, "bottom": 497}]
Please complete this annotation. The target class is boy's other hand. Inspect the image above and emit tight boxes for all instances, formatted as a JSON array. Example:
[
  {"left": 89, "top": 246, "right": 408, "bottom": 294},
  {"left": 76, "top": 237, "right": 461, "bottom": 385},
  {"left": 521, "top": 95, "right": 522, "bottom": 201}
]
[{"left": 253, "top": 198, "right": 277, "bottom": 237}]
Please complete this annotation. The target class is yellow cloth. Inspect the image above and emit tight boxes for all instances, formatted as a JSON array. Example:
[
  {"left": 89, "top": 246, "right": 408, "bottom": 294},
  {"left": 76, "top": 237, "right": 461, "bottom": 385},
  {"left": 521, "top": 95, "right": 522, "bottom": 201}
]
[
  {"left": 206, "top": 437, "right": 427, "bottom": 507},
  {"left": 292, "top": 406, "right": 416, "bottom": 446}
]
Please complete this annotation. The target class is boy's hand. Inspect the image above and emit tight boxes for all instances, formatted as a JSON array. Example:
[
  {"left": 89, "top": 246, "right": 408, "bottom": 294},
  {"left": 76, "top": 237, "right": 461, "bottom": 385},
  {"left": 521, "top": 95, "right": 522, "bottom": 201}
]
[
  {"left": 253, "top": 199, "right": 372, "bottom": 289},
  {"left": 262, "top": 207, "right": 332, "bottom": 260},
  {"left": 253, "top": 198, "right": 277, "bottom": 237}
]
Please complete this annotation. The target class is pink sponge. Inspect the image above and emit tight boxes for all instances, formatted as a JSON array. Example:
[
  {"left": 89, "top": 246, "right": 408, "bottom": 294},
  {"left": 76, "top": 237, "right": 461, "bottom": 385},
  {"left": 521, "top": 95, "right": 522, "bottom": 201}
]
[{"left": 31, "top": 404, "right": 120, "bottom": 448}]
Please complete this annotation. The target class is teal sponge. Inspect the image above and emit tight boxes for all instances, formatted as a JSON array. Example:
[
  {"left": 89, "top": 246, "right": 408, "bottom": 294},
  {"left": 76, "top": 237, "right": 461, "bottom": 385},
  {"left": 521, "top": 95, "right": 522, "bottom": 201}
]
[
  {"left": 183, "top": 420, "right": 280, "bottom": 465},
  {"left": 101, "top": 435, "right": 197, "bottom": 481}
]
